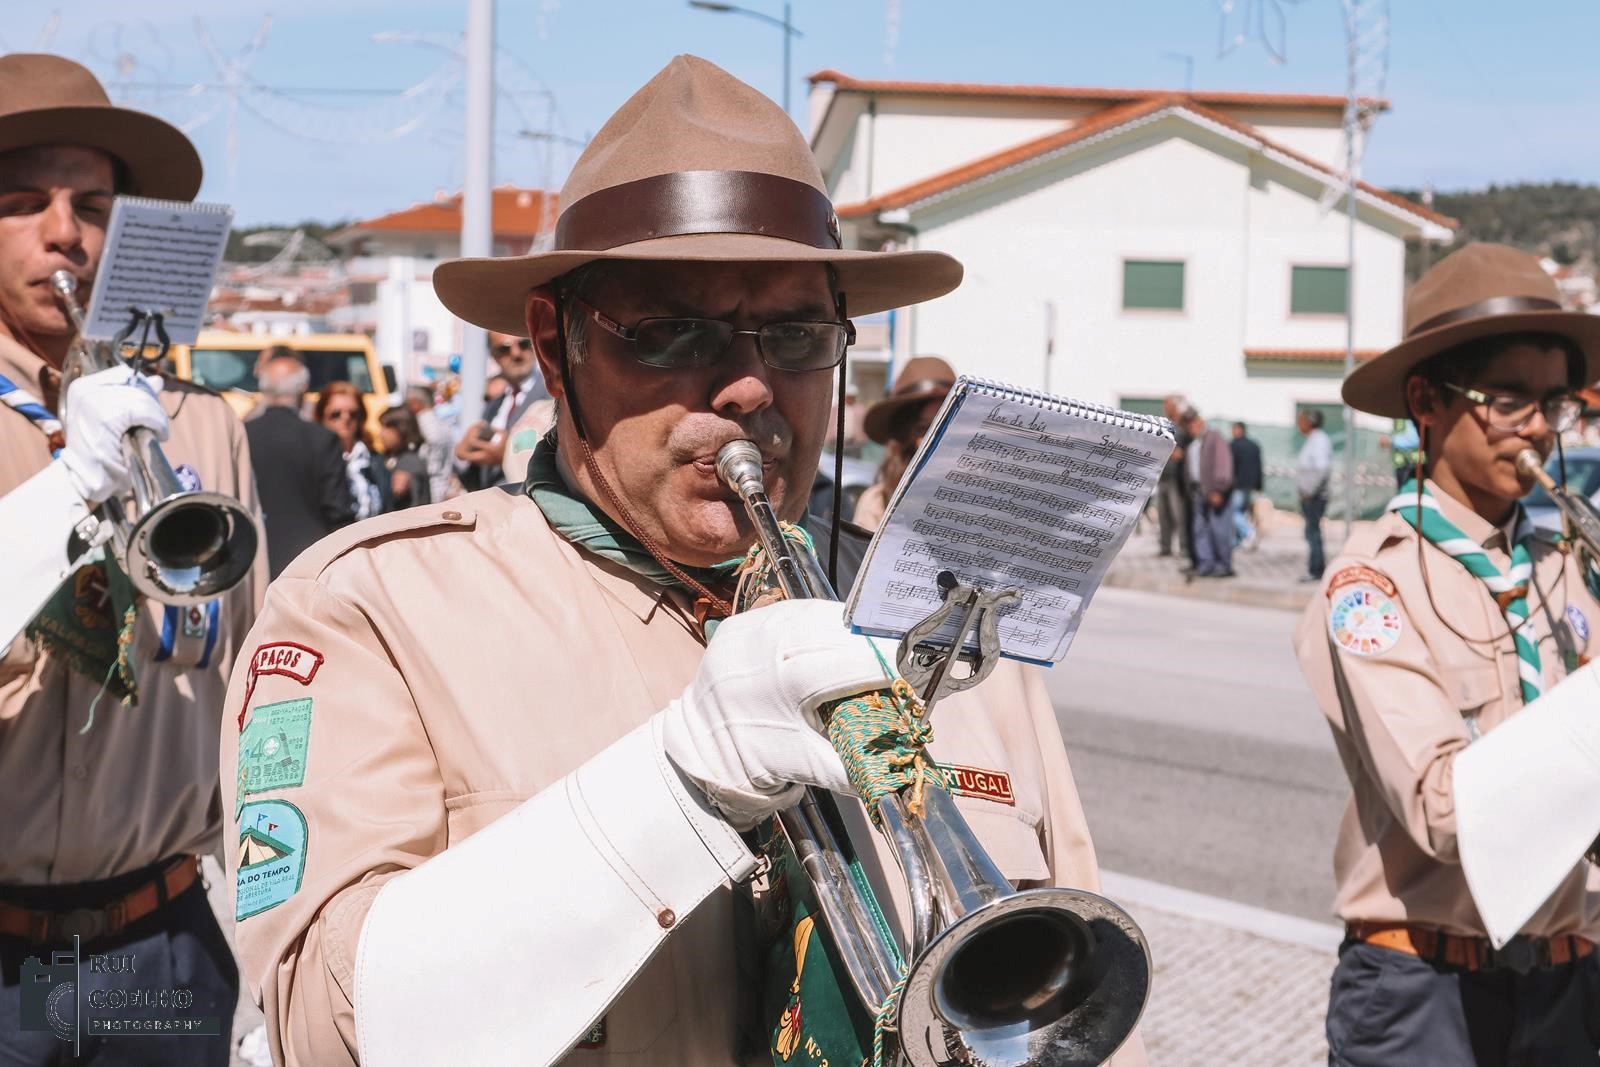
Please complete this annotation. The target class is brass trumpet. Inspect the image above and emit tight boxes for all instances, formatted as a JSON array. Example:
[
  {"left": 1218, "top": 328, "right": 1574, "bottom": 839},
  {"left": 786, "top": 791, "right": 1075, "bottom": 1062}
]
[
  {"left": 717, "top": 440, "right": 1150, "bottom": 1067},
  {"left": 51, "top": 270, "right": 260, "bottom": 606}
]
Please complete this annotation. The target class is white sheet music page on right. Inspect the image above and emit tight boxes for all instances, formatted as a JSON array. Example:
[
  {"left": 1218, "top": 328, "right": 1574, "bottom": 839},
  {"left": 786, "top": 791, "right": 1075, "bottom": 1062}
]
[{"left": 843, "top": 377, "right": 1175, "bottom": 665}]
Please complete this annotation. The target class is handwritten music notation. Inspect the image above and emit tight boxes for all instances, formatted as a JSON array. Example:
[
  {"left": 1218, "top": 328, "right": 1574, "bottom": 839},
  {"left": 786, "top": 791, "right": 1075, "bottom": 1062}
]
[
  {"left": 84, "top": 197, "right": 233, "bottom": 346},
  {"left": 845, "top": 380, "right": 1174, "bottom": 665}
]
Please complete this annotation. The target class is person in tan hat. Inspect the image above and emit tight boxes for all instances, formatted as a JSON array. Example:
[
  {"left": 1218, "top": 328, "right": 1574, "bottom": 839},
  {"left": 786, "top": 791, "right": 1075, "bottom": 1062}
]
[
  {"left": 851, "top": 355, "right": 955, "bottom": 529},
  {"left": 222, "top": 55, "right": 1142, "bottom": 1067},
  {"left": 0, "top": 53, "right": 263, "bottom": 1066},
  {"left": 1293, "top": 243, "right": 1600, "bottom": 1066}
]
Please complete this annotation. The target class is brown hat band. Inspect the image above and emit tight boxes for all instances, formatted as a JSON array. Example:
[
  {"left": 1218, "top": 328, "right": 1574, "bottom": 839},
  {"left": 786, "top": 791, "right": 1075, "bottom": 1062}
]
[
  {"left": 554, "top": 169, "right": 842, "bottom": 254},
  {"left": 1411, "top": 294, "right": 1563, "bottom": 337}
]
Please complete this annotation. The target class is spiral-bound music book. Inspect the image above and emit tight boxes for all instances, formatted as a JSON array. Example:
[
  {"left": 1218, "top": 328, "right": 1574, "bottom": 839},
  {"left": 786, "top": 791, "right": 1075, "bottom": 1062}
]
[
  {"left": 84, "top": 196, "right": 233, "bottom": 346},
  {"left": 843, "top": 377, "right": 1175, "bottom": 666}
]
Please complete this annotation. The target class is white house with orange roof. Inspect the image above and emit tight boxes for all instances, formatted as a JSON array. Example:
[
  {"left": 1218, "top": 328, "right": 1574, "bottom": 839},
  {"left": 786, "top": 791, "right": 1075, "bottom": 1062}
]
[
  {"left": 326, "top": 186, "right": 558, "bottom": 383},
  {"left": 807, "top": 70, "right": 1456, "bottom": 461}
]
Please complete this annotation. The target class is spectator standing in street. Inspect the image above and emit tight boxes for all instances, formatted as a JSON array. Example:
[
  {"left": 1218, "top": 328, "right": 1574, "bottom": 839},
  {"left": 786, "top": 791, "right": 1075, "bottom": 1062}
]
[
  {"left": 1229, "top": 421, "right": 1263, "bottom": 548},
  {"left": 853, "top": 356, "right": 955, "bottom": 529},
  {"left": 455, "top": 333, "right": 548, "bottom": 489},
  {"left": 1184, "top": 410, "right": 1235, "bottom": 577},
  {"left": 316, "top": 381, "right": 389, "bottom": 520},
  {"left": 1157, "top": 393, "right": 1194, "bottom": 561},
  {"left": 246, "top": 352, "right": 357, "bottom": 576},
  {"left": 1297, "top": 409, "right": 1333, "bottom": 581},
  {"left": 404, "top": 384, "right": 453, "bottom": 503},
  {"left": 378, "top": 407, "right": 432, "bottom": 510}
]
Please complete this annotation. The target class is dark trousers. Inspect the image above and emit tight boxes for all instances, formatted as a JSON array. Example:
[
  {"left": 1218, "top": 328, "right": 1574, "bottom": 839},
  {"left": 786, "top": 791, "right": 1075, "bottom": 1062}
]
[
  {"left": 1327, "top": 940, "right": 1600, "bottom": 1066},
  {"left": 0, "top": 873, "right": 236, "bottom": 1067},
  {"left": 1302, "top": 492, "right": 1328, "bottom": 579},
  {"left": 1157, "top": 476, "right": 1192, "bottom": 558},
  {"left": 1191, "top": 491, "right": 1234, "bottom": 575}
]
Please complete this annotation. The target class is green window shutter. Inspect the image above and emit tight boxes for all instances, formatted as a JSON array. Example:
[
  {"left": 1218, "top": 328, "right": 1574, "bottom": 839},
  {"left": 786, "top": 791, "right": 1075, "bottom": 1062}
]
[
  {"left": 1290, "top": 266, "right": 1348, "bottom": 314},
  {"left": 1123, "top": 260, "right": 1185, "bottom": 310},
  {"left": 1119, "top": 396, "right": 1168, "bottom": 417}
]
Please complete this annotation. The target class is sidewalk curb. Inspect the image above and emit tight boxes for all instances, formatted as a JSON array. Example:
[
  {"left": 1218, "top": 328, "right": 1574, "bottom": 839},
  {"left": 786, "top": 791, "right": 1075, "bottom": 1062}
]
[
  {"left": 1102, "top": 568, "right": 1315, "bottom": 613},
  {"left": 1100, "top": 869, "right": 1343, "bottom": 954}
]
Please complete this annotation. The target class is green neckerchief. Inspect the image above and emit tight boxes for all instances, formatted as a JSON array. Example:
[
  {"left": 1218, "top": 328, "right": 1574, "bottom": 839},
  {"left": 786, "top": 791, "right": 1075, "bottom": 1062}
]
[
  {"left": 522, "top": 430, "right": 744, "bottom": 610},
  {"left": 27, "top": 551, "right": 140, "bottom": 707}
]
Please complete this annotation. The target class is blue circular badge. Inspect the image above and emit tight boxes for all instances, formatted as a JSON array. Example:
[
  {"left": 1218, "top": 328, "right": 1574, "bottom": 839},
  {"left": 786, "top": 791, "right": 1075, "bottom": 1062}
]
[
  {"left": 174, "top": 464, "right": 203, "bottom": 493},
  {"left": 1567, "top": 603, "right": 1590, "bottom": 644}
]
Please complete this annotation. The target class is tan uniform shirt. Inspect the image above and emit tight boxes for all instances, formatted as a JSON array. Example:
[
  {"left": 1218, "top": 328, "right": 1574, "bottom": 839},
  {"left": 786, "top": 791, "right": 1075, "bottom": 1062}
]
[
  {"left": 224, "top": 486, "right": 1119, "bottom": 1067},
  {"left": 1294, "top": 483, "right": 1600, "bottom": 937},
  {"left": 851, "top": 481, "right": 888, "bottom": 530},
  {"left": 0, "top": 335, "right": 266, "bottom": 884}
]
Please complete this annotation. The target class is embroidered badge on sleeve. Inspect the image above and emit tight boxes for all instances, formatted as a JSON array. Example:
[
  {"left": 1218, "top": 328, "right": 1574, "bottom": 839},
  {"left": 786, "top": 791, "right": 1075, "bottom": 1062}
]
[
  {"left": 1328, "top": 582, "right": 1404, "bottom": 657},
  {"left": 238, "top": 642, "right": 324, "bottom": 730},
  {"left": 938, "top": 764, "right": 1017, "bottom": 805},
  {"left": 236, "top": 698, "right": 313, "bottom": 817},
  {"left": 236, "top": 799, "right": 308, "bottom": 920}
]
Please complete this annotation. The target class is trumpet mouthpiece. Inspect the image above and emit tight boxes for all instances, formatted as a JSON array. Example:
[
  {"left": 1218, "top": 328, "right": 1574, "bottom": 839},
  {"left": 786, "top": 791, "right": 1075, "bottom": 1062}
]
[
  {"left": 1516, "top": 449, "right": 1556, "bottom": 490},
  {"left": 49, "top": 270, "right": 77, "bottom": 297},
  {"left": 715, "top": 440, "right": 766, "bottom": 499}
]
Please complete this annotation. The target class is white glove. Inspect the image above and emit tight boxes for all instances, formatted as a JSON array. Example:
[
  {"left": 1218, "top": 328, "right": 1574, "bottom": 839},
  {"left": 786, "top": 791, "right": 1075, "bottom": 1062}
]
[
  {"left": 58, "top": 366, "right": 169, "bottom": 505},
  {"left": 661, "top": 599, "right": 895, "bottom": 830}
]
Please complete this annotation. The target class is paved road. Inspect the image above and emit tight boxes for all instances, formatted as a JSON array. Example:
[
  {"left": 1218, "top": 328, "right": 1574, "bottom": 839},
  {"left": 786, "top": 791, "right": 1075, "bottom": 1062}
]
[{"left": 1045, "top": 587, "right": 1350, "bottom": 923}]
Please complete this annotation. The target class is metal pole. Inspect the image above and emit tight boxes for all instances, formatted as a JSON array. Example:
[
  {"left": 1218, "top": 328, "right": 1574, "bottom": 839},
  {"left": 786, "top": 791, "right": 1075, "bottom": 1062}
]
[
  {"left": 782, "top": 2, "right": 792, "bottom": 115},
  {"left": 1342, "top": 126, "right": 1358, "bottom": 540},
  {"left": 459, "top": 0, "right": 495, "bottom": 430}
]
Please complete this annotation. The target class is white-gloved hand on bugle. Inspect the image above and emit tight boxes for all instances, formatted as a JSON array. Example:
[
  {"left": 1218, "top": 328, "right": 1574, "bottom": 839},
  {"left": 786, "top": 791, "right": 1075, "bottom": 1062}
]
[
  {"left": 661, "top": 598, "right": 896, "bottom": 830},
  {"left": 57, "top": 366, "right": 169, "bottom": 506}
]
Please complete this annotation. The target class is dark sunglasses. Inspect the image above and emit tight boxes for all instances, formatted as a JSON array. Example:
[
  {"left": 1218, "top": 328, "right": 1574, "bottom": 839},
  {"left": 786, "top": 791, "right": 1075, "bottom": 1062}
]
[
  {"left": 493, "top": 339, "right": 534, "bottom": 356},
  {"left": 574, "top": 297, "right": 855, "bottom": 372},
  {"left": 325, "top": 409, "right": 362, "bottom": 422}
]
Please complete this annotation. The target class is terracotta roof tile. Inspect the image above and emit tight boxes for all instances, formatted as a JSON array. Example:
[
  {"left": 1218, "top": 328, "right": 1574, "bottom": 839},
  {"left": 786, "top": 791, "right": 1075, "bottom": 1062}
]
[
  {"left": 346, "top": 186, "right": 558, "bottom": 237},
  {"left": 809, "top": 69, "right": 1386, "bottom": 112},
  {"left": 835, "top": 96, "right": 1456, "bottom": 229}
]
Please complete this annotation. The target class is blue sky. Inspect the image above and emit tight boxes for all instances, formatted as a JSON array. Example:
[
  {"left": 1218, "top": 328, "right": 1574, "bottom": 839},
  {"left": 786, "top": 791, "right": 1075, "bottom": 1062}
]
[{"left": 2, "top": 0, "right": 1593, "bottom": 225}]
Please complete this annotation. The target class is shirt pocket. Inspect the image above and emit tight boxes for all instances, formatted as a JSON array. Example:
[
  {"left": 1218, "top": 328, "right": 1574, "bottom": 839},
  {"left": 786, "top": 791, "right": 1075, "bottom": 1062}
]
[
  {"left": 952, "top": 796, "right": 1051, "bottom": 885},
  {"left": 1442, "top": 657, "right": 1503, "bottom": 737}
]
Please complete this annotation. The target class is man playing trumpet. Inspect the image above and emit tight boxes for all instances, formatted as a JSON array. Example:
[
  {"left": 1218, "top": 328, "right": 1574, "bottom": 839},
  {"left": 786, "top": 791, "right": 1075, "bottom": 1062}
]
[
  {"left": 0, "top": 53, "right": 264, "bottom": 1066},
  {"left": 1295, "top": 243, "right": 1600, "bottom": 1066},
  {"left": 224, "top": 56, "right": 1141, "bottom": 1067}
]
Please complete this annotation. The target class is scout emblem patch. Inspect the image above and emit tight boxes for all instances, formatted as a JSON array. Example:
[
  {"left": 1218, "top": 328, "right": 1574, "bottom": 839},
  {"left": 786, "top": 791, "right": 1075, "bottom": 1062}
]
[
  {"left": 1328, "top": 580, "right": 1403, "bottom": 657},
  {"left": 239, "top": 642, "right": 324, "bottom": 730},
  {"left": 236, "top": 698, "right": 313, "bottom": 817},
  {"left": 938, "top": 764, "right": 1015, "bottom": 805},
  {"left": 1567, "top": 604, "right": 1590, "bottom": 644},
  {"left": 236, "top": 800, "right": 307, "bottom": 920}
]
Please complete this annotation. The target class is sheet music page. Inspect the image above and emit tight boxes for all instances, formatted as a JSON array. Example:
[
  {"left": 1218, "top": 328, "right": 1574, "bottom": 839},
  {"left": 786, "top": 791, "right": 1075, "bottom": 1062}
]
[
  {"left": 844, "top": 379, "right": 1173, "bottom": 665},
  {"left": 84, "top": 197, "right": 233, "bottom": 345}
]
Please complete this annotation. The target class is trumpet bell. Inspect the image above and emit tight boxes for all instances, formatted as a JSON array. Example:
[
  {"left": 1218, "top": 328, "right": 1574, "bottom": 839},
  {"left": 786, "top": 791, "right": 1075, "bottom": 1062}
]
[
  {"left": 123, "top": 490, "right": 261, "bottom": 606},
  {"left": 901, "top": 888, "right": 1151, "bottom": 1067}
]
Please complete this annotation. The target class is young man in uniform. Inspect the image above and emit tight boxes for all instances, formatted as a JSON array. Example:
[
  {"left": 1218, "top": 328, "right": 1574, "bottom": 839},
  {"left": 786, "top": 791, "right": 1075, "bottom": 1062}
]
[
  {"left": 0, "top": 53, "right": 265, "bottom": 1065},
  {"left": 224, "top": 57, "right": 1143, "bottom": 1067},
  {"left": 1295, "top": 242, "right": 1600, "bottom": 1066}
]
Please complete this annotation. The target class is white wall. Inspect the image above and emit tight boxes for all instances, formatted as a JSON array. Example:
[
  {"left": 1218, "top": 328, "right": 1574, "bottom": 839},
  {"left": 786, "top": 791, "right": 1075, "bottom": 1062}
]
[
  {"left": 370, "top": 256, "right": 459, "bottom": 387},
  {"left": 1214, "top": 106, "right": 1347, "bottom": 169},
  {"left": 894, "top": 117, "right": 1408, "bottom": 429},
  {"left": 827, "top": 97, "right": 1097, "bottom": 203}
]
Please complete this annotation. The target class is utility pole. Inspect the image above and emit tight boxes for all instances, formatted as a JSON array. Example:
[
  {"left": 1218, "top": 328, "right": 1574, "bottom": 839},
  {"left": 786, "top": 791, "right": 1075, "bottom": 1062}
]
[
  {"left": 687, "top": 1, "right": 802, "bottom": 115},
  {"left": 459, "top": 0, "right": 494, "bottom": 428}
]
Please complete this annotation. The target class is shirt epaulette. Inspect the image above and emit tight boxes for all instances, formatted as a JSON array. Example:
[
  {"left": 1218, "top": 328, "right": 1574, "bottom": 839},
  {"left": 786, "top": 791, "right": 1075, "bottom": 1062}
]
[{"left": 282, "top": 499, "right": 482, "bottom": 581}]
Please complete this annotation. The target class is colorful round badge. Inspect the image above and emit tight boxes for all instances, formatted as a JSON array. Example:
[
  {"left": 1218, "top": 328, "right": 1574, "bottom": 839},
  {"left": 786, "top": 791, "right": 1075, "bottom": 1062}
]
[{"left": 1329, "top": 583, "right": 1404, "bottom": 656}]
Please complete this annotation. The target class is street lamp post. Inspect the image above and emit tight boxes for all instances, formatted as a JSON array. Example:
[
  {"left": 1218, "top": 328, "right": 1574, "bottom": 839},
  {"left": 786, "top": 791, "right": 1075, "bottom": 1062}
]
[{"left": 687, "top": 1, "right": 802, "bottom": 115}]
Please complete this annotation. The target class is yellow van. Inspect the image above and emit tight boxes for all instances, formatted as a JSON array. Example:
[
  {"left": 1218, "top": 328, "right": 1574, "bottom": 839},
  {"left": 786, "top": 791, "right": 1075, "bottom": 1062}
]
[{"left": 168, "top": 332, "right": 395, "bottom": 450}]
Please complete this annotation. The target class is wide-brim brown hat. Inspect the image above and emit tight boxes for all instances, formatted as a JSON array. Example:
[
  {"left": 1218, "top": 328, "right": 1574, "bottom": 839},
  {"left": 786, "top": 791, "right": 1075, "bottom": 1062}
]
[
  {"left": 433, "top": 55, "right": 961, "bottom": 334},
  {"left": 1344, "top": 242, "right": 1600, "bottom": 418},
  {"left": 864, "top": 356, "right": 956, "bottom": 443},
  {"left": 0, "top": 54, "right": 201, "bottom": 201}
]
